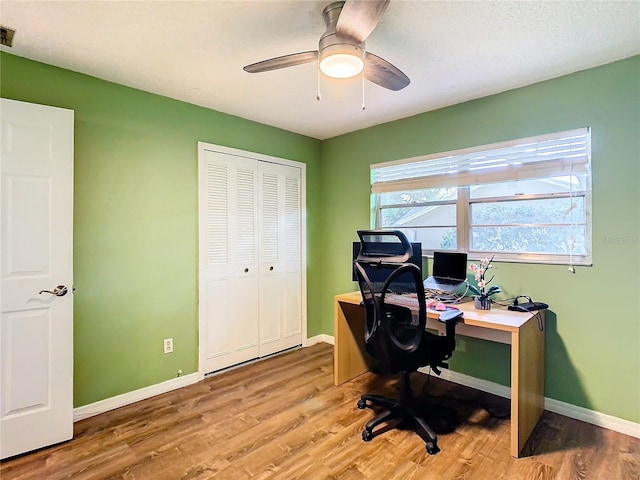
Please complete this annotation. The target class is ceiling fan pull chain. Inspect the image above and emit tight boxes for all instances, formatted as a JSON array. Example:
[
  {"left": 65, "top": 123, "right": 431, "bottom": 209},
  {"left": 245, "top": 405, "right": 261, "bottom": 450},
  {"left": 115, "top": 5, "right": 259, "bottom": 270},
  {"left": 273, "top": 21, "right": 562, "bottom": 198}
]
[
  {"left": 317, "top": 59, "right": 321, "bottom": 101},
  {"left": 362, "top": 65, "right": 366, "bottom": 110}
]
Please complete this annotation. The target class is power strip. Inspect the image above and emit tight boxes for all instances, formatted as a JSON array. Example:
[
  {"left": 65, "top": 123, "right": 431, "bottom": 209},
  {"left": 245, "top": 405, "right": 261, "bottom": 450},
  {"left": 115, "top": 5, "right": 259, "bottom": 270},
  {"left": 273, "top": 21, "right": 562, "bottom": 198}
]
[{"left": 508, "top": 301, "right": 548, "bottom": 312}]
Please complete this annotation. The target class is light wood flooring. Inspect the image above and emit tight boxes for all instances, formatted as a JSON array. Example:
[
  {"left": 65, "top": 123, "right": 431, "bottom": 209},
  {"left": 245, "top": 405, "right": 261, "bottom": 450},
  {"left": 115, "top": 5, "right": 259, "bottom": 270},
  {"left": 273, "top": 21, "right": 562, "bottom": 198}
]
[{"left": 1, "top": 343, "right": 638, "bottom": 479}]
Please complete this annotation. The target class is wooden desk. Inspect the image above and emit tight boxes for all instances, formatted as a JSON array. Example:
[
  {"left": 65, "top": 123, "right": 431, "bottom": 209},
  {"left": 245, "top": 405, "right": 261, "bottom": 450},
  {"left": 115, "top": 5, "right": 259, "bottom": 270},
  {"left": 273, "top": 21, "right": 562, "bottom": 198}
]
[{"left": 334, "top": 291, "right": 545, "bottom": 458}]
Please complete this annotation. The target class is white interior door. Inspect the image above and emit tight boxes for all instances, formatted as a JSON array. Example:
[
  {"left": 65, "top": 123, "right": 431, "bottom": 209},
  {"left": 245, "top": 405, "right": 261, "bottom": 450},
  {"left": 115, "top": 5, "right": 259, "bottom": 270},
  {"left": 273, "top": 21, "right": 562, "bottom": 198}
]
[
  {"left": 199, "top": 149, "right": 259, "bottom": 373},
  {"left": 0, "top": 99, "right": 74, "bottom": 459}
]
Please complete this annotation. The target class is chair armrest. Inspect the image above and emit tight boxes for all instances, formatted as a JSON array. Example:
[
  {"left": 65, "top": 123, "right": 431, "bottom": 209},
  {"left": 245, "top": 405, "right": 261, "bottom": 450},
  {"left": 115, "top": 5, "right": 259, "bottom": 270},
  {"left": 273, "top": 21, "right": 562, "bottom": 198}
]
[{"left": 437, "top": 309, "right": 463, "bottom": 324}]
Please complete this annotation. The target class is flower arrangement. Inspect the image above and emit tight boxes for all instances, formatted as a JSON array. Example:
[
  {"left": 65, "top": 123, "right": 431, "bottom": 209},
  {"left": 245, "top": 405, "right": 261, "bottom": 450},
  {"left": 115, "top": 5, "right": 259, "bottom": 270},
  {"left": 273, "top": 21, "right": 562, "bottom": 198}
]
[{"left": 468, "top": 256, "right": 501, "bottom": 309}]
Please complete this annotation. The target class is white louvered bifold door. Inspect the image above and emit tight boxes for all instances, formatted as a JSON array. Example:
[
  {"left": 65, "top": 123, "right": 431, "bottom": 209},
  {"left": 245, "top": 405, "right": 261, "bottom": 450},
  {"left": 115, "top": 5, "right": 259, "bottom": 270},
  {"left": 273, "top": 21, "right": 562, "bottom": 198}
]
[
  {"left": 200, "top": 150, "right": 259, "bottom": 373},
  {"left": 258, "top": 162, "right": 302, "bottom": 357}
]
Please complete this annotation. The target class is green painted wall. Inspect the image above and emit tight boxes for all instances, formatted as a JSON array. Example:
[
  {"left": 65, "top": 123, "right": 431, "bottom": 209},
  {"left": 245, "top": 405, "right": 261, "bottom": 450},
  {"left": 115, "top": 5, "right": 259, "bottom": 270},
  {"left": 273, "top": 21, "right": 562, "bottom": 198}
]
[
  {"left": 0, "top": 52, "right": 323, "bottom": 407},
  {"left": 2, "top": 51, "right": 638, "bottom": 425},
  {"left": 320, "top": 56, "right": 640, "bottom": 423}
]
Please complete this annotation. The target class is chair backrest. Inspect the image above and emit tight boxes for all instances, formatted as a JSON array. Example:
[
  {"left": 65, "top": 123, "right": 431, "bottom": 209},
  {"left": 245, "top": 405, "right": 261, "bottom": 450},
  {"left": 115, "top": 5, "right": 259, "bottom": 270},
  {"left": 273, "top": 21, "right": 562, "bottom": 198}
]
[{"left": 354, "top": 230, "right": 427, "bottom": 374}]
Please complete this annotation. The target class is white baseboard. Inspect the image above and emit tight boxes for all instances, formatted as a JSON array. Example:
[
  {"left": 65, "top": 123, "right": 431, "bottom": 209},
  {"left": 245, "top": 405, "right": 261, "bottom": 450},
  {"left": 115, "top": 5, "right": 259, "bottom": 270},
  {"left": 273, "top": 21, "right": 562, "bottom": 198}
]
[
  {"left": 73, "top": 372, "right": 200, "bottom": 422},
  {"left": 306, "top": 334, "right": 334, "bottom": 346},
  {"left": 543, "top": 397, "right": 640, "bottom": 439},
  {"left": 423, "top": 367, "right": 640, "bottom": 439},
  {"left": 73, "top": 341, "right": 639, "bottom": 441},
  {"left": 429, "top": 368, "right": 512, "bottom": 399},
  {"left": 73, "top": 338, "right": 336, "bottom": 423}
]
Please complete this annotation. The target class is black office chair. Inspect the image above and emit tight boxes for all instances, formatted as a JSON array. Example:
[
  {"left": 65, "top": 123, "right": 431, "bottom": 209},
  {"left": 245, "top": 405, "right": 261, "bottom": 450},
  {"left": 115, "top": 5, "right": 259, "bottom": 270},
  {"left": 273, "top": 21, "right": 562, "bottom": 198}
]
[{"left": 353, "top": 230, "right": 463, "bottom": 455}]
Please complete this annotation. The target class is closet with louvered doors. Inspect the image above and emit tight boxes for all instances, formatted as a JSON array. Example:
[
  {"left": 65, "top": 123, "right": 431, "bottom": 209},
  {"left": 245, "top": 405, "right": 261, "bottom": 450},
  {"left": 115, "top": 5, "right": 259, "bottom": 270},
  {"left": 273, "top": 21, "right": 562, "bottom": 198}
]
[{"left": 198, "top": 143, "right": 306, "bottom": 375}]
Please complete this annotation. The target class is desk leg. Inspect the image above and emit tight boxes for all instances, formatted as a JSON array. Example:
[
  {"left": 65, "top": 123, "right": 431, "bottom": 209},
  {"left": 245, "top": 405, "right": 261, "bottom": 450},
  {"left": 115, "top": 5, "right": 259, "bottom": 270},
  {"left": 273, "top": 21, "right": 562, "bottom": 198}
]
[
  {"left": 334, "top": 300, "right": 371, "bottom": 385},
  {"left": 510, "top": 312, "right": 545, "bottom": 457}
]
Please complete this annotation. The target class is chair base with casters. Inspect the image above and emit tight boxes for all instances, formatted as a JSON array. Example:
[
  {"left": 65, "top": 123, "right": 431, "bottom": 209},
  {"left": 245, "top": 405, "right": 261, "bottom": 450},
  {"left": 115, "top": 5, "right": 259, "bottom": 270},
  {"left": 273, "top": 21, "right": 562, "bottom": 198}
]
[
  {"left": 357, "top": 309, "right": 463, "bottom": 455},
  {"left": 357, "top": 372, "right": 444, "bottom": 454}
]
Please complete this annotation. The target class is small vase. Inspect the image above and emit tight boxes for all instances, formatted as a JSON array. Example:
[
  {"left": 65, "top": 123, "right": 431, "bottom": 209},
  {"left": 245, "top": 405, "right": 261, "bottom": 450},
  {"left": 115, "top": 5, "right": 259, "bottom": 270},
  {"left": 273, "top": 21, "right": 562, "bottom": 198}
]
[{"left": 474, "top": 296, "right": 491, "bottom": 310}]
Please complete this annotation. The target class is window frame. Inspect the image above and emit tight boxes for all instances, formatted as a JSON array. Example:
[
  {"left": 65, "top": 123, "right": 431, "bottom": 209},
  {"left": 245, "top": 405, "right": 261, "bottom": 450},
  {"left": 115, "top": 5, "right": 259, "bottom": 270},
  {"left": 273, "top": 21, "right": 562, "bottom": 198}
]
[{"left": 371, "top": 129, "right": 592, "bottom": 266}]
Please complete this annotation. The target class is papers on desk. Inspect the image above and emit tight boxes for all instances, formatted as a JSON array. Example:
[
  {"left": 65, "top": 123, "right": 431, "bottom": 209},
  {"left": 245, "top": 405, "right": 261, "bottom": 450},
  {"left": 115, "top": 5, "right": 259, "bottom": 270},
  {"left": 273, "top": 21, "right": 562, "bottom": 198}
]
[
  {"left": 384, "top": 293, "right": 419, "bottom": 308},
  {"left": 384, "top": 293, "right": 460, "bottom": 313}
]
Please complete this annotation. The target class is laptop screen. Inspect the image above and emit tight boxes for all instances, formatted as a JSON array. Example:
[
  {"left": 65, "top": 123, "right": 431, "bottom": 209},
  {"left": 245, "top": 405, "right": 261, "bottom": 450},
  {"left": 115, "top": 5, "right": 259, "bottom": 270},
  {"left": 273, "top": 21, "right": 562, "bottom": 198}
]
[{"left": 432, "top": 251, "right": 468, "bottom": 281}]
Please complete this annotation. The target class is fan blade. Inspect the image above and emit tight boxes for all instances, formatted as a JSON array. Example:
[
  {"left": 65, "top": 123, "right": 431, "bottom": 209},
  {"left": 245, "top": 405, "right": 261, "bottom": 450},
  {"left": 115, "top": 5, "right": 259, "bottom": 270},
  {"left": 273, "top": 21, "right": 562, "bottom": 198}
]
[
  {"left": 243, "top": 51, "right": 319, "bottom": 73},
  {"left": 336, "top": 0, "right": 390, "bottom": 43},
  {"left": 364, "top": 52, "right": 410, "bottom": 91}
]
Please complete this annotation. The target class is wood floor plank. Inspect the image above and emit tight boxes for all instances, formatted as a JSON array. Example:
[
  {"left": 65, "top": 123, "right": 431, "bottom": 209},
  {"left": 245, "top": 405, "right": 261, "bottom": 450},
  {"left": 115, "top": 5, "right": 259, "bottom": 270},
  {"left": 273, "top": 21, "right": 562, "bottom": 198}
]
[{"left": 1, "top": 343, "right": 638, "bottom": 480}]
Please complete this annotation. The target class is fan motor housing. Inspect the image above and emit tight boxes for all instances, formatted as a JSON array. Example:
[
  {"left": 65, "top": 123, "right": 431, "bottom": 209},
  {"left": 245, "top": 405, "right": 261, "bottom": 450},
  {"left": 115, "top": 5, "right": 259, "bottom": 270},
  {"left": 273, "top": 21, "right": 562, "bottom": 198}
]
[
  {"left": 319, "top": 1, "right": 365, "bottom": 68},
  {"left": 320, "top": 1, "right": 364, "bottom": 49},
  {"left": 319, "top": 41, "right": 364, "bottom": 63}
]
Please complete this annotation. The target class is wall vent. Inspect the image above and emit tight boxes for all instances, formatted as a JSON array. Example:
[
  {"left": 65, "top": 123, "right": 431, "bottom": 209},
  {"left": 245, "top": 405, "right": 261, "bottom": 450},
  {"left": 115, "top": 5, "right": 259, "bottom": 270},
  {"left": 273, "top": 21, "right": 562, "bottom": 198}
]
[{"left": 1, "top": 26, "right": 16, "bottom": 47}]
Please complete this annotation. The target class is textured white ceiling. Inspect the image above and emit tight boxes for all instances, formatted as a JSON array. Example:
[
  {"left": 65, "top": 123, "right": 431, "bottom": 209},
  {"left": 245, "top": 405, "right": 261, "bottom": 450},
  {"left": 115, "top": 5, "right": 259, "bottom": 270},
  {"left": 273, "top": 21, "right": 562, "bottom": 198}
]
[{"left": 1, "top": 1, "right": 639, "bottom": 139}]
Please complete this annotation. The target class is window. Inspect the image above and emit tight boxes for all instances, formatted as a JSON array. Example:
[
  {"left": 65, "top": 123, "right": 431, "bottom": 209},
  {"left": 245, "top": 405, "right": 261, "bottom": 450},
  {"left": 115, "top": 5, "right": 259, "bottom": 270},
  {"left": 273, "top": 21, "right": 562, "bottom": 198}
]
[{"left": 371, "top": 128, "right": 592, "bottom": 265}]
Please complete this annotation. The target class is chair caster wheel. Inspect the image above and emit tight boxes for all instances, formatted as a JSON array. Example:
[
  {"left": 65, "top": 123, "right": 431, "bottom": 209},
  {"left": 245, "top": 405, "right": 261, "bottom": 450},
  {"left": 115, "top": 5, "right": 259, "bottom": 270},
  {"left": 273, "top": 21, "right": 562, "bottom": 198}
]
[
  {"left": 357, "top": 399, "right": 367, "bottom": 409},
  {"left": 362, "top": 430, "right": 373, "bottom": 442},
  {"left": 426, "top": 441, "right": 440, "bottom": 455}
]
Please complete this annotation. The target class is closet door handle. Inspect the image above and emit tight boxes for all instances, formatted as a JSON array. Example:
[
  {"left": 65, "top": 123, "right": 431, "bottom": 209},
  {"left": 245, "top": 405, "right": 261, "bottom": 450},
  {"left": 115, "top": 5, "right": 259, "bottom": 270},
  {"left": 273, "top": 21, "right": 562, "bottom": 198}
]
[
  {"left": 244, "top": 268, "right": 249, "bottom": 273},
  {"left": 269, "top": 266, "right": 274, "bottom": 271}
]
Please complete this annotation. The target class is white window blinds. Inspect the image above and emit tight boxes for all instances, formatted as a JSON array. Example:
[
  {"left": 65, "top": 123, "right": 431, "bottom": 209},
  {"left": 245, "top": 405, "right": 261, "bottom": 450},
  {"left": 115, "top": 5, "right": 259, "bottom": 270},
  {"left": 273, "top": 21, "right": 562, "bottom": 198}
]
[{"left": 371, "top": 127, "right": 591, "bottom": 194}]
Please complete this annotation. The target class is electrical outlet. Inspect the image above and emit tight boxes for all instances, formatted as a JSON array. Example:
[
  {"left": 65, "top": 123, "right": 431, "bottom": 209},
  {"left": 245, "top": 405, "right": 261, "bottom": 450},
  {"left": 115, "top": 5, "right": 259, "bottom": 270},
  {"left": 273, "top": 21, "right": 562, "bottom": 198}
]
[{"left": 163, "top": 338, "right": 174, "bottom": 354}]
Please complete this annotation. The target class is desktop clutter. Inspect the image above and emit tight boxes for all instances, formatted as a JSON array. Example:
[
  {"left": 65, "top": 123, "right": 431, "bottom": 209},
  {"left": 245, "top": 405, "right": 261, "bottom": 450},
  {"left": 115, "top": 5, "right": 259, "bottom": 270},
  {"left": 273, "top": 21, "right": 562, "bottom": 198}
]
[
  {"left": 351, "top": 229, "right": 549, "bottom": 455},
  {"left": 353, "top": 233, "right": 549, "bottom": 313},
  {"left": 423, "top": 250, "right": 548, "bottom": 313}
]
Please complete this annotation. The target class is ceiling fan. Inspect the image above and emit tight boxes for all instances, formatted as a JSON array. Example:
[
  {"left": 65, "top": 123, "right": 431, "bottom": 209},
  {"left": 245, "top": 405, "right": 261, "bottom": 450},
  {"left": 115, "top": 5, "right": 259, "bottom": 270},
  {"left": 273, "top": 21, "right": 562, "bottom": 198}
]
[{"left": 243, "top": 0, "right": 410, "bottom": 92}]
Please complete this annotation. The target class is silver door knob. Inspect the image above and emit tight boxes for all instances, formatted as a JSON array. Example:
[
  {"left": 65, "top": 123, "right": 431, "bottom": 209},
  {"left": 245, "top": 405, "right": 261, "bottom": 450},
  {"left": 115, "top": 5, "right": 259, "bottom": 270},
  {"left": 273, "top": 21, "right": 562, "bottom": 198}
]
[{"left": 39, "top": 285, "right": 68, "bottom": 297}]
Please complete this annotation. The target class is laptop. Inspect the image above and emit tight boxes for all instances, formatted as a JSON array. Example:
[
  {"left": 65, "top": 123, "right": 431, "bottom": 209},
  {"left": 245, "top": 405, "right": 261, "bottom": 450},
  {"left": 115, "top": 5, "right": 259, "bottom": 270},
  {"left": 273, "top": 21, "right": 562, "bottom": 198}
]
[{"left": 423, "top": 251, "right": 468, "bottom": 292}]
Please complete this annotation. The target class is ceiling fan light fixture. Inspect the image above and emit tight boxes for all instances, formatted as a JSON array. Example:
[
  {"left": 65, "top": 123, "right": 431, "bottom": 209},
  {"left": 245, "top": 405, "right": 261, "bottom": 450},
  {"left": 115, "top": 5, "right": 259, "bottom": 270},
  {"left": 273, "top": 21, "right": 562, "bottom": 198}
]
[
  {"left": 319, "top": 43, "right": 364, "bottom": 79},
  {"left": 243, "top": 0, "right": 410, "bottom": 91},
  {"left": 320, "top": 53, "right": 364, "bottom": 78}
]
